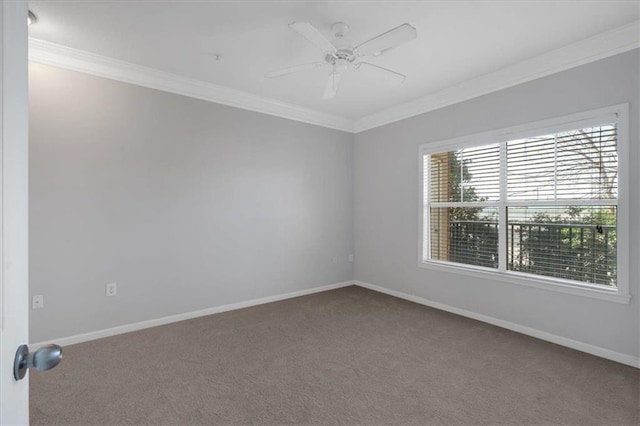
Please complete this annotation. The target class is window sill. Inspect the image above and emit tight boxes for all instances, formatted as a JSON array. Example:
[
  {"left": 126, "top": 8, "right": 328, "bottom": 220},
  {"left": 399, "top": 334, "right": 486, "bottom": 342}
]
[{"left": 417, "top": 260, "right": 631, "bottom": 304}]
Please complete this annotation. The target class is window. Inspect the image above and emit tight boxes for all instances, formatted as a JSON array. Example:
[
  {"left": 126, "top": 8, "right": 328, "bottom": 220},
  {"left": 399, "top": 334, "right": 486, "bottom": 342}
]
[{"left": 419, "top": 105, "right": 629, "bottom": 303}]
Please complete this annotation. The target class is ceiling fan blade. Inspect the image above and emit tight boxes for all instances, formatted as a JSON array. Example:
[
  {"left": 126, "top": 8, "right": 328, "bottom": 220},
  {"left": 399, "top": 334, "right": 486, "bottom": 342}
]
[
  {"left": 355, "top": 23, "right": 417, "bottom": 57},
  {"left": 322, "top": 70, "right": 342, "bottom": 99},
  {"left": 289, "top": 22, "right": 336, "bottom": 53},
  {"left": 355, "top": 62, "right": 406, "bottom": 85},
  {"left": 265, "top": 62, "right": 327, "bottom": 78}
]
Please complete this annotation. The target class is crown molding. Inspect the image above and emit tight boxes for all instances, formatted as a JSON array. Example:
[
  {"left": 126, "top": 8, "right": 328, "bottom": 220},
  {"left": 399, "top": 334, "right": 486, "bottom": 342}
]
[
  {"left": 28, "top": 38, "right": 354, "bottom": 133},
  {"left": 353, "top": 20, "right": 640, "bottom": 133},
  {"left": 29, "top": 21, "right": 639, "bottom": 135}
]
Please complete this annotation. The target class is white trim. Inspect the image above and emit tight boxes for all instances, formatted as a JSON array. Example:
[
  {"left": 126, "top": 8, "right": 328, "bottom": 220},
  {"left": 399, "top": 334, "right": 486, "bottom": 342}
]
[
  {"left": 498, "top": 142, "right": 507, "bottom": 273},
  {"left": 418, "top": 104, "right": 630, "bottom": 303},
  {"left": 0, "top": 2, "right": 30, "bottom": 424},
  {"left": 419, "top": 105, "right": 623, "bottom": 153},
  {"left": 30, "top": 281, "right": 353, "bottom": 349},
  {"left": 28, "top": 38, "right": 354, "bottom": 133},
  {"left": 27, "top": 22, "right": 639, "bottom": 135},
  {"left": 354, "top": 280, "right": 640, "bottom": 369},
  {"left": 614, "top": 103, "right": 631, "bottom": 303},
  {"left": 354, "top": 21, "right": 639, "bottom": 133},
  {"left": 417, "top": 261, "right": 630, "bottom": 304},
  {"left": 431, "top": 199, "right": 619, "bottom": 208},
  {"left": 30, "top": 279, "right": 639, "bottom": 369}
]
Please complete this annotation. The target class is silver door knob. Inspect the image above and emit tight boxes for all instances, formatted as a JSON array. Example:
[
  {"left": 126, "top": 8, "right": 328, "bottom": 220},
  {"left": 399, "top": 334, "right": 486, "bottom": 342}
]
[{"left": 13, "top": 344, "right": 63, "bottom": 381}]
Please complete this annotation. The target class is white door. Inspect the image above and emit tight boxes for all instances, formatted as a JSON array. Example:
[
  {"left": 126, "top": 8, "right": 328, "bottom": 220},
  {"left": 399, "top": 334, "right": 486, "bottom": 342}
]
[{"left": 0, "top": 1, "right": 30, "bottom": 424}]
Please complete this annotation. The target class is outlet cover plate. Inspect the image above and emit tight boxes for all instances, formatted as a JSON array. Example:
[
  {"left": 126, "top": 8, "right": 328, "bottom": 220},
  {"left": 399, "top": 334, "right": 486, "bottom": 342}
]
[
  {"left": 32, "top": 295, "right": 44, "bottom": 309},
  {"left": 106, "top": 283, "right": 117, "bottom": 297}
]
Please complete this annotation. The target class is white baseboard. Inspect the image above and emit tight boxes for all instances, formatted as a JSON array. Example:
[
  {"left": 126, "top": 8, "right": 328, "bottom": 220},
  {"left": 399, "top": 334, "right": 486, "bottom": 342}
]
[
  {"left": 33, "top": 279, "right": 639, "bottom": 369},
  {"left": 31, "top": 280, "right": 354, "bottom": 349},
  {"left": 354, "top": 280, "right": 640, "bottom": 369}
]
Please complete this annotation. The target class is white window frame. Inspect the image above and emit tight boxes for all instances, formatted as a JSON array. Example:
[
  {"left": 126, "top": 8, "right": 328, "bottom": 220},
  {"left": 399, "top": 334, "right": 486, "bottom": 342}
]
[{"left": 418, "top": 104, "right": 630, "bottom": 304}]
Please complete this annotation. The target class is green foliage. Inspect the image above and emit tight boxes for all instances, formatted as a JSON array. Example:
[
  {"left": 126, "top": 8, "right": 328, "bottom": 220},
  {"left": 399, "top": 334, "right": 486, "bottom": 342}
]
[
  {"left": 447, "top": 151, "right": 485, "bottom": 221},
  {"left": 509, "top": 207, "right": 617, "bottom": 286},
  {"left": 447, "top": 152, "right": 498, "bottom": 268},
  {"left": 446, "top": 148, "right": 616, "bottom": 285}
]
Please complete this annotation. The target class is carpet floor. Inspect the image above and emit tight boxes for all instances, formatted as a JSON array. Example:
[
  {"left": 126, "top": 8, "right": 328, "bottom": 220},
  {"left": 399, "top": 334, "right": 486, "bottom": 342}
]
[{"left": 30, "top": 285, "right": 639, "bottom": 425}]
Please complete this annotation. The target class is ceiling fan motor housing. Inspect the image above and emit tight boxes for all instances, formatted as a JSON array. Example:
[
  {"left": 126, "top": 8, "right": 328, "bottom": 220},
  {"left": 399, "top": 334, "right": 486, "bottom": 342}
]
[{"left": 325, "top": 48, "right": 356, "bottom": 71}]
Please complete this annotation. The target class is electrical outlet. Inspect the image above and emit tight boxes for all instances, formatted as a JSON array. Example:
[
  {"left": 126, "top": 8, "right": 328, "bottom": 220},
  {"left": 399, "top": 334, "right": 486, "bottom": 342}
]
[
  {"left": 32, "top": 295, "right": 44, "bottom": 309},
  {"left": 106, "top": 283, "right": 117, "bottom": 297},
  {"left": 348, "top": 254, "right": 354, "bottom": 263}
]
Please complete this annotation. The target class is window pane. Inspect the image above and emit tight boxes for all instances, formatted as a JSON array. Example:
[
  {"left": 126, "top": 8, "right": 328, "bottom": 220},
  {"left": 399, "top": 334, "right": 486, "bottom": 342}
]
[
  {"left": 507, "top": 206, "right": 616, "bottom": 287},
  {"left": 429, "top": 144, "right": 500, "bottom": 203},
  {"left": 507, "top": 125, "right": 617, "bottom": 201},
  {"left": 556, "top": 126, "right": 617, "bottom": 199},
  {"left": 429, "top": 207, "right": 498, "bottom": 269}
]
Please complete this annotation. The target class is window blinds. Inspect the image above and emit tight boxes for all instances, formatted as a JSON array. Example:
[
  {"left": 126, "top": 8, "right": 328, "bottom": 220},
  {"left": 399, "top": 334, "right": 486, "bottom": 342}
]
[
  {"left": 507, "top": 125, "right": 617, "bottom": 201},
  {"left": 424, "top": 123, "right": 618, "bottom": 287}
]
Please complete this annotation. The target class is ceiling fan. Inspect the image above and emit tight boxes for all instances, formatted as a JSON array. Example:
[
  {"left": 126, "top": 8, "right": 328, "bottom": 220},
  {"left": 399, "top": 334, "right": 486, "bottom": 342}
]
[{"left": 266, "top": 21, "right": 417, "bottom": 99}]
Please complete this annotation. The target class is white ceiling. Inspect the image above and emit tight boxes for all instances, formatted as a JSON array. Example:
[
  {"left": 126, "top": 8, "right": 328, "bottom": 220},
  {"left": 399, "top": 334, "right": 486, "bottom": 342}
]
[{"left": 28, "top": 1, "right": 639, "bottom": 122}]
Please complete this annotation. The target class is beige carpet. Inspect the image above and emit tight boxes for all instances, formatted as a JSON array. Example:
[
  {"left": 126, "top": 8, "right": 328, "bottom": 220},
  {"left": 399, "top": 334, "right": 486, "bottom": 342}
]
[{"left": 30, "top": 286, "right": 639, "bottom": 425}]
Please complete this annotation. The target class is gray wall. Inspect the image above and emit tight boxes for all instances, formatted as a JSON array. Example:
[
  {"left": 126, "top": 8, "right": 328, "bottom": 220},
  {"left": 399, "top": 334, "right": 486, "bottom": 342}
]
[
  {"left": 354, "top": 49, "right": 640, "bottom": 358},
  {"left": 31, "top": 49, "right": 639, "bottom": 360},
  {"left": 29, "top": 63, "right": 354, "bottom": 343}
]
